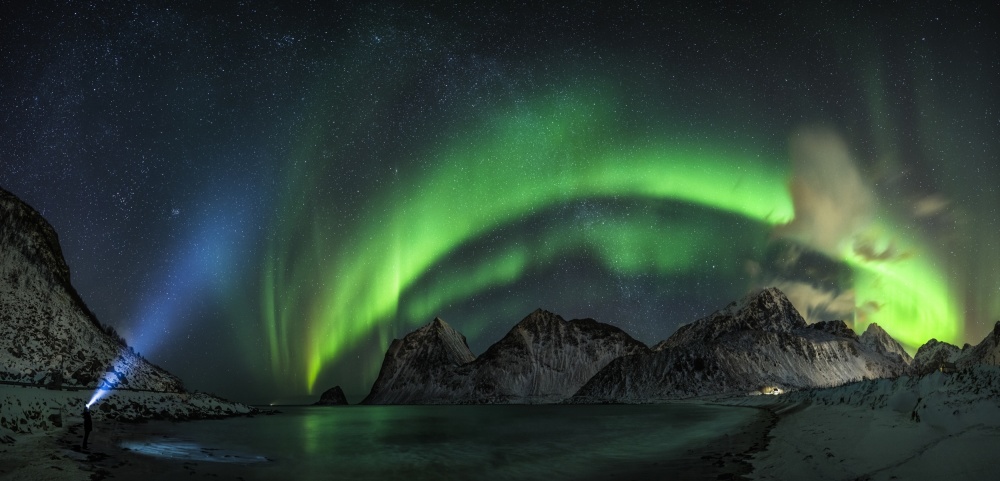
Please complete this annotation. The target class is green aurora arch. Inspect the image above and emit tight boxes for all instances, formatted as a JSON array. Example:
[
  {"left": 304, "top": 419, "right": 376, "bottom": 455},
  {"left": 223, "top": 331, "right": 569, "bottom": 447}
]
[{"left": 262, "top": 89, "right": 962, "bottom": 393}]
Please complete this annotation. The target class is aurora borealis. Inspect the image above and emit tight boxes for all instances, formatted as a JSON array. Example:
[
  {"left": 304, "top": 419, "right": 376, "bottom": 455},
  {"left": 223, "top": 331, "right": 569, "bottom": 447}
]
[{"left": 1, "top": 2, "right": 996, "bottom": 403}]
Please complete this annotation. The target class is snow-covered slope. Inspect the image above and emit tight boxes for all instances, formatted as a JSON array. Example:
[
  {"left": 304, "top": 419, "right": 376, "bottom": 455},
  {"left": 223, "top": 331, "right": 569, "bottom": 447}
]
[
  {"left": 361, "top": 310, "right": 648, "bottom": 404},
  {"left": 734, "top": 366, "right": 1000, "bottom": 481},
  {"left": 860, "top": 322, "right": 913, "bottom": 366},
  {"left": 0, "top": 384, "right": 253, "bottom": 436},
  {"left": 0, "top": 187, "right": 182, "bottom": 392},
  {"left": 572, "top": 288, "right": 911, "bottom": 402},
  {"left": 909, "top": 322, "right": 1000, "bottom": 375},
  {"left": 957, "top": 321, "right": 1000, "bottom": 368}
]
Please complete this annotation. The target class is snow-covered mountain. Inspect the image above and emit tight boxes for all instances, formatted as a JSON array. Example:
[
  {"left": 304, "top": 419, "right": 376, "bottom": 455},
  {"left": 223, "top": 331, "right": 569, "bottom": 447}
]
[
  {"left": 572, "top": 287, "right": 912, "bottom": 402},
  {"left": 860, "top": 322, "right": 912, "bottom": 365},
  {"left": 0, "top": 187, "right": 182, "bottom": 391},
  {"left": 910, "top": 339, "right": 963, "bottom": 375},
  {"left": 361, "top": 310, "right": 648, "bottom": 404},
  {"left": 466, "top": 309, "right": 650, "bottom": 403},
  {"left": 908, "top": 322, "right": 1000, "bottom": 374}
]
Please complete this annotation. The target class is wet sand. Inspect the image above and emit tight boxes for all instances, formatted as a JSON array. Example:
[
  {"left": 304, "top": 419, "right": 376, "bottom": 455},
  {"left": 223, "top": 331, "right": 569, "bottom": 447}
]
[{"left": 578, "top": 405, "right": 776, "bottom": 481}]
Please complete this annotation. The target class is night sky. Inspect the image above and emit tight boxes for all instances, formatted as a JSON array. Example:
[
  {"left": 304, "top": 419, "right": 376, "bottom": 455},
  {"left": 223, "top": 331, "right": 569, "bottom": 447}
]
[{"left": 1, "top": 1, "right": 996, "bottom": 404}]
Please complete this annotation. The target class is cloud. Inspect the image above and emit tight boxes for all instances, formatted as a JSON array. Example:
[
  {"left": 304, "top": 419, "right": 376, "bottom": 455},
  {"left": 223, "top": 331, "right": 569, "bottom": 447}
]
[
  {"left": 749, "top": 240, "right": 855, "bottom": 325},
  {"left": 773, "top": 280, "right": 856, "bottom": 324},
  {"left": 852, "top": 236, "right": 912, "bottom": 262},
  {"left": 773, "top": 128, "right": 873, "bottom": 257},
  {"left": 912, "top": 194, "right": 949, "bottom": 218}
]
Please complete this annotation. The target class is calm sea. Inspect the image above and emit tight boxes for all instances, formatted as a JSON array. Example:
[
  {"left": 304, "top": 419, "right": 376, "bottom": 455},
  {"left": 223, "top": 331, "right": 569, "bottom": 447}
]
[{"left": 117, "top": 403, "right": 764, "bottom": 480}]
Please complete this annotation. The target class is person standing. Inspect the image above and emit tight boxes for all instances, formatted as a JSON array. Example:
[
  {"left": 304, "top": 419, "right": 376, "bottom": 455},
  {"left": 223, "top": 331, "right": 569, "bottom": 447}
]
[{"left": 82, "top": 406, "right": 93, "bottom": 450}]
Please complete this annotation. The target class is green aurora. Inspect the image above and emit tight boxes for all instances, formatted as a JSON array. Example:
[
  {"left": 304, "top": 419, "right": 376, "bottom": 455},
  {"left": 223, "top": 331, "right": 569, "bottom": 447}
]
[
  {"left": 262, "top": 88, "right": 962, "bottom": 393},
  {"left": 2, "top": 2, "right": 993, "bottom": 405}
]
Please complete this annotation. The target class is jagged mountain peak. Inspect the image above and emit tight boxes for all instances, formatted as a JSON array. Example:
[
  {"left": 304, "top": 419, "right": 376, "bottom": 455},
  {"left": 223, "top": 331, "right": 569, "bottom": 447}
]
[
  {"left": 913, "top": 338, "right": 959, "bottom": 357},
  {"left": 661, "top": 287, "right": 806, "bottom": 349},
  {"left": 737, "top": 287, "right": 801, "bottom": 318},
  {"left": 359, "top": 317, "right": 476, "bottom": 404},
  {"left": 428, "top": 316, "right": 457, "bottom": 334},
  {"left": 911, "top": 338, "right": 962, "bottom": 375},
  {"left": 410, "top": 317, "right": 476, "bottom": 366},
  {"left": 490, "top": 309, "right": 645, "bottom": 354},
  {"left": 957, "top": 320, "right": 1000, "bottom": 368},
  {"left": 515, "top": 308, "right": 565, "bottom": 328},
  {"left": 860, "top": 322, "right": 912, "bottom": 365},
  {"left": 809, "top": 320, "right": 858, "bottom": 339}
]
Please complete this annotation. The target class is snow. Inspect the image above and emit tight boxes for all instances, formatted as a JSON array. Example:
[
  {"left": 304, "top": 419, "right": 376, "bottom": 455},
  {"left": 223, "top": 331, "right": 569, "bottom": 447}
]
[
  {"left": 0, "top": 190, "right": 183, "bottom": 392},
  {"left": 1, "top": 384, "right": 253, "bottom": 435},
  {"left": 0, "top": 383, "right": 257, "bottom": 479},
  {"left": 731, "top": 365, "right": 1000, "bottom": 480},
  {"left": 749, "top": 403, "right": 999, "bottom": 480},
  {"left": 573, "top": 289, "right": 910, "bottom": 403}
]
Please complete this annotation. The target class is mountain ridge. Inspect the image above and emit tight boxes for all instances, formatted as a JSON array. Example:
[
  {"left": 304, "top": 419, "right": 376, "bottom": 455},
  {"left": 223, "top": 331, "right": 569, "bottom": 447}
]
[
  {"left": 572, "top": 288, "right": 914, "bottom": 402},
  {"left": 361, "top": 308, "right": 648, "bottom": 404}
]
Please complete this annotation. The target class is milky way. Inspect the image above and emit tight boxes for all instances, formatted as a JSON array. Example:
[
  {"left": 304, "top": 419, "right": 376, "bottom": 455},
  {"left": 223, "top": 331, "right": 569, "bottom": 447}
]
[{"left": 1, "top": 2, "right": 996, "bottom": 403}]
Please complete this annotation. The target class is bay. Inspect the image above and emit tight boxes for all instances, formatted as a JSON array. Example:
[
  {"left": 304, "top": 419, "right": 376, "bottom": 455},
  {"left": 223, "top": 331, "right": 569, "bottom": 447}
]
[{"left": 114, "top": 403, "right": 768, "bottom": 480}]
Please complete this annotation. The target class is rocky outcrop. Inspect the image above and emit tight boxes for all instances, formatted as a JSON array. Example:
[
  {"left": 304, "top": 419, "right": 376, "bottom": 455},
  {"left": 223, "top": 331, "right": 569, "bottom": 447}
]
[
  {"left": 0, "top": 187, "right": 182, "bottom": 392},
  {"left": 315, "top": 385, "right": 349, "bottom": 405}
]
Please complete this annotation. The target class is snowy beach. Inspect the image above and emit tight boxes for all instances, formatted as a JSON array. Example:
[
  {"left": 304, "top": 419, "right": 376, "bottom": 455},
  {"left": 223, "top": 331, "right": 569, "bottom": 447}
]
[
  {"left": 0, "top": 384, "right": 255, "bottom": 480},
  {"left": 736, "top": 366, "right": 1000, "bottom": 480}
]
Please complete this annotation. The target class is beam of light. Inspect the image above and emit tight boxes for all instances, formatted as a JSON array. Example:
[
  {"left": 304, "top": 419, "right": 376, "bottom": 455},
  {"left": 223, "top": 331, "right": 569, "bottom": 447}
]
[
  {"left": 88, "top": 190, "right": 253, "bottom": 406},
  {"left": 264, "top": 88, "right": 796, "bottom": 393},
  {"left": 87, "top": 389, "right": 108, "bottom": 408},
  {"left": 86, "top": 351, "right": 132, "bottom": 407}
]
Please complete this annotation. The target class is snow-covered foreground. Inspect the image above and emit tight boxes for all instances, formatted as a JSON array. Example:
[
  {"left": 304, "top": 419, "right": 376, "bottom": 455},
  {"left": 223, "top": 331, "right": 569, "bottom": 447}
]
[
  {"left": 732, "top": 366, "right": 1000, "bottom": 480},
  {"left": 751, "top": 403, "right": 998, "bottom": 480},
  {"left": 1, "top": 384, "right": 253, "bottom": 435},
  {"left": 0, "top": 384, "right": 256, "bottom": 480}
]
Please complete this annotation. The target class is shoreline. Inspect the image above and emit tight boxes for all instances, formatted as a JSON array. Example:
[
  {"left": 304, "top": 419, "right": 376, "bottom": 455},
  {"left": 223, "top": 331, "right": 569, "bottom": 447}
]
[
  {"left": 4, "top": 401, "right": 778, "bottom": 481},
  {"left": 19, "top": 383, "right": 998, "bottom": 481}
]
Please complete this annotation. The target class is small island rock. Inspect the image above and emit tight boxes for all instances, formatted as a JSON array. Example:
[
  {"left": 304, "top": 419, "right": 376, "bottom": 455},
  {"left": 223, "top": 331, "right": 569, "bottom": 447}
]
[{"left": 315, "top": 385, "right": 349, "bottom": 405}]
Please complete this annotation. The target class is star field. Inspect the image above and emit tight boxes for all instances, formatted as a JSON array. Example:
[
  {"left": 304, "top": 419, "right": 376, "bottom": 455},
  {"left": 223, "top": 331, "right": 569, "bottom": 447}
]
[{"left": 1, "top": 2, "right": 996, "bottom": 403}]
